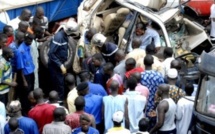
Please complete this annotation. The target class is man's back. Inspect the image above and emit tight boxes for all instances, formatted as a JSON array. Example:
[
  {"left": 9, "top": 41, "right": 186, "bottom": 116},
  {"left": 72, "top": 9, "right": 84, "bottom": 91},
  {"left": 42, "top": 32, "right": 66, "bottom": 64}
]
[
  {"left": 124, "top": 91, "right": 147, "bottom": 132},
  {"left": 88, "top": 82, "right": 107, "bottom": 97},
  {"left": 43, "top": 121, "right": 71, "bottom": 134},
  {"left": 176, "top": 96, "right": 195, "bottom": 134},
  {"left": 107, "top": 127, "right": 130, "bottom": 134},
  {"left": 103, "top": 95, "right": 127, "bottom": 132},
  {"left": 4, "top": 116, "right": 39, "bottom": 134},
  {"left": 84, "top": 93, "right": 103, "bottom": 124},
  {"left": 28, "top": 103, "right": 56, "bottom": 133}
]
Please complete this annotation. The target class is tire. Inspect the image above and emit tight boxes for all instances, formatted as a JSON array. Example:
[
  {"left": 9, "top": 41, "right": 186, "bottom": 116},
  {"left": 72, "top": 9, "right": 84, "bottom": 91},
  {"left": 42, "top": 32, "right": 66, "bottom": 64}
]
[{"left": 40, "top": 36, "right": 77, "bottom": 69}]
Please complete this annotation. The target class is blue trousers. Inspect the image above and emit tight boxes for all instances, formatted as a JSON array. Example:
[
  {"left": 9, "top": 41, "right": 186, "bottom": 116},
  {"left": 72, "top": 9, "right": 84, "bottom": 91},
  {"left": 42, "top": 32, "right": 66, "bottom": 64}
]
[{"left": 48, "top": 63, "right": 65, "bottom": 100}]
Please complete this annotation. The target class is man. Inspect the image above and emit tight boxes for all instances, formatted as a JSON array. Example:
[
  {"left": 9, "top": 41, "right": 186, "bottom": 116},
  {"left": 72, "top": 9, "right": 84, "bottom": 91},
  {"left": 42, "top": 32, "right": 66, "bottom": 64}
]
[
  {"left": 130, "top": 22, "right": 160, "bottom": 51},
  {"left": 125, "top": 38, "right": 146, "bottom": 62},
  {"left": 16, "top": 33, "right": 35, "bottom": 114},
  {"left": 106, "top": 111, "right": 130, "bottom": 134},
  {"left": 17, "top": 21, "right": 29, "bottom": 34},
  {"left": 48, "top": 90, "right": 69, "bottom": 114},
  {"left": 125, "top": 58, "right": 144, "bottom": 79},
  {"left": 140, "top": 55, "right": 164, "bottom": 129},
  {"left": 79, "top": 70, "right": 107, "bottom": 97},
  {"left": 73, "top": 114, "right": 99, "bottom": 134},
  {"left": 103, "top": 80, "right": 128, "bottom": 132},
  {"left": 0, "top": 33, "right": 8, "bottom": 54},
  {"left": 4, "top": 100, "right": 39, "bottom": 134},
  {"left": 150, "top": 84, "right": 177, "bottom": 134},
  {"left": 124, "top": 77, "right": 147, "bottom": 133},
  {"left": 0, "top": 47, "right": 17, "bottom": 104},
  {"left": 92, "top": 53, "right": 107, "bottom": 88},
  {"left": 28, "top": 88, "right": 56, "bottom": 133},
  {"left": 162, "top": 47, "right": 174, "bottom": 76},
  {"left": 65, "top": 73, "right": 78, "bottom": 113},
  {"left": 8, "top": 9, "right": 31, "bottom": 30},
  {"left": 48, "top": 21, "right": 78, "bottom": 100},
  {"left": 176, "top": 83, "right": 195, "bottom": 134},
  {"left": 136, "top": 44, "right": 164, "bottom": 76},
  {"left": 76, "top": 82, "right": 103, "bottom": 133},
  {"left": 104, "top": 62, "right": 124, "bottom": 94},
  {"left": 91, "top": 33, "right": 118, "bottom": 65},
  {"left": 130, "top": 72, "right": 149, "bottom": 99},
  {"left": 65, "top": 96, "right": 96, "bottom": 129},
  {"left": 134, "top": 118, "right": 150, "bottom": 134},
  {"left": 8, "top": 118, "right": 24, "bottom": 134},
  {"left": 114, "top": 49, "right": 126, "bottom": 80},
  {"left": 3, "top": 25, "right": 14, "bottom": 47},
  {"left": 166, "top": 68, "right": 185, "bottom": 103},
  {"left": 30, "top": 6, "right": 49, "bottom": 35},
  {"left": 43, "top": 108, "right": 71, "bottom": 134}
]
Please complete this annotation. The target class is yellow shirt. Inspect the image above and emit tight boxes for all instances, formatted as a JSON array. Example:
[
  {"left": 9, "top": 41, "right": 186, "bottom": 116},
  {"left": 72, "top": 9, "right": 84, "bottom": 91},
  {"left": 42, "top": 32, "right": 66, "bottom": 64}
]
[{"left": 67, "top": 88, "right": 78, "bottom": 113}]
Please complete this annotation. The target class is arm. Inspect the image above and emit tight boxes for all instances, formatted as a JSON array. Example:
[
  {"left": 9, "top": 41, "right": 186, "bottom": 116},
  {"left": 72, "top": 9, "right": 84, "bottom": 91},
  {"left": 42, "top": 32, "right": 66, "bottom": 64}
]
[
  {"left": 176, "top": 102, "right": 183, "bottom": 120},
  {"left": 150, "top": 101, "right": 168, "bottom": 134},
  {"left": 124, "top": 98, "right": 130, "bottom": 129},
  {"left": 91, "top": 115, "right": 96, "bottom": 128},
  {"left": 48, "top": 40, "right": 62, "bottom": 67}
]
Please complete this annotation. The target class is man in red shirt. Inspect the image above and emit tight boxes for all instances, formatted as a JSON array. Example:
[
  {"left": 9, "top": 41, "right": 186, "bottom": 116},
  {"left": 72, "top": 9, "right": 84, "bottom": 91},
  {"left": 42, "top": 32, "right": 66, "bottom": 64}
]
[
  {"left": 28, "top": 88, "right": 56, "bottom": 133},
  {"left": 3, "top": 25, "right": 14, "bottom": 47},
  {"left": 65, "top": 96, "right": 96, "bottom": 129}
]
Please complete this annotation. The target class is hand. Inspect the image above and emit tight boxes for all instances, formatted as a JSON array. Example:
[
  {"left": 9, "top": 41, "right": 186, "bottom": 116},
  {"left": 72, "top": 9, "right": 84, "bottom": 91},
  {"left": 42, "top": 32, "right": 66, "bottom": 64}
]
[
  {"left": 23, "top": 81, "right": 28, "bottom": 88},
  {"left": 60, "top": 64, "right": 67, "bottom": 75},
  {"left": 9, "top": 82, "right": 17, "bottom": 87}
]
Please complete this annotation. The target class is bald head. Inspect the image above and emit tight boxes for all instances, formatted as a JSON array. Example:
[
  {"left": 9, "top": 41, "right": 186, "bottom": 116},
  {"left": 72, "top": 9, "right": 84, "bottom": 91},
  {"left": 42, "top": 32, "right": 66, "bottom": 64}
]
[
  {"left": 15, "top": 31, "right": 25, "bottom": 44},
  {"left": 131, "top": 72, "right": 141, "bottom": 82},
  {"left": 157, "top": 84, "right": 170, "bottom": 97},
  {"left": 20, "top": 9, "right": 31, "bottom": 21},
  {"left": 36, "top": 6, "right": 44, "bottom": 19},
  {"left": 132, "top": 38, "right": 142, "bottom": 49},
  {"left": 115, "top": 49, "right": 125, "bottom": 62},
  {"left": 18, "top": 21, "right": 29, "bottom": 33},
  {"left": 49, "top": 90, "right": 59, "bottom": 103},
  {"left": 110, "top": 80, "right": 119, "bottom": 93},
  {"left": 170, "top": 60, "right": 181, "bottom": 71},
  {"left": 33, "top": 88, "right": 43, "bottom": 100},
  {"left": 86, "top": 28, "right": 97, "bottom": 42},
  {"left": 65, "top": 74, "right": 75, "bottom": 86},
  {"left": 75, "top": 96, "right": 85, "bottom": 111}
]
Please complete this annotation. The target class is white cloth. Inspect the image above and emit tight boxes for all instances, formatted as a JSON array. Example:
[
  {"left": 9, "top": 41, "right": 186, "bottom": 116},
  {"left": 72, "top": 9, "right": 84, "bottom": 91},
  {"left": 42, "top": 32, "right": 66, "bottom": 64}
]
[
  {"left": 7, "top": 17, "right": 21, "bottom": 30},
  {"left": 210, "top": 4, "right": 215, "bottom": 37},
  {"left": 0, "top": 115, "right": 6, "bottom": 134},
  {"left": 176, "top": 96, "right": 195, "bottom": 134},
  {"left": 158, "top": 98, "right": 176, "bottom": 131},
  {"left": 30, "top": 40, "right": 39, "bottom": 89},
  {"left": 124, "top": 91, "right": 147, "bottom": 133},
  {"left": 162, "top": 57, "right": 174, "bottom": 76}
]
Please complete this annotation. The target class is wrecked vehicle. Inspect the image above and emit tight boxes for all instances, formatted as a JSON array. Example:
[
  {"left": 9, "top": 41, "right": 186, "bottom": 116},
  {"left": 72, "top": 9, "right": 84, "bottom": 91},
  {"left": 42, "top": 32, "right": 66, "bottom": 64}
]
[{"left": 40, "top": 0, "right": 213, "bottom": 73}]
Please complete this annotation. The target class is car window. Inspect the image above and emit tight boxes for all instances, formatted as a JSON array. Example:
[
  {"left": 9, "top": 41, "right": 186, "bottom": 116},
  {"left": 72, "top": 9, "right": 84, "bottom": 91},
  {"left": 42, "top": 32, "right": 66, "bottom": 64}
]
[{"left": 196, "top": 76, "right": 215, "bottom": 117}]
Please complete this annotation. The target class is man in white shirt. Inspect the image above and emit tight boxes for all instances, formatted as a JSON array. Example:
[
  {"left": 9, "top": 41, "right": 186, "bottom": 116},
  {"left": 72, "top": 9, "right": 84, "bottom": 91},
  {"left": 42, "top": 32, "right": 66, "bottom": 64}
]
[
  {"left": 124, "top": 77, "right": 147, "bottom": 133},
  {"left": 7, "top": 9, "right": 31, "bottom": 30},
  {"left": 162, "top": 47, "right": 174, "bottom": 76},
  {"left": 176, "top": 83, "right": 195, "bottom": 134}
]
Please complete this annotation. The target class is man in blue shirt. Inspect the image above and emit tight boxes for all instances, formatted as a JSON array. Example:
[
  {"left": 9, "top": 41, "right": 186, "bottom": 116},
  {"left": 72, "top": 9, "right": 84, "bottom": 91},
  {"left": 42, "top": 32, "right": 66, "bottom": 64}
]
[
  {"left": 48, "top": 21, "right": 78, "bottom": 100},
  {"left": 4, "top": 100, "right": 39, "bottom": 134},
  {"left": 79, "top": 70, "right": 107, "bottom": 97},
  {"left": 76, "top": 82, "right": 103, "bottom": 134},
  {"left": 16, "top": 32, "right": 35, "bottom": 115},
  {"left": 73, "top": 114, "right": 99, "bottom": 134}
]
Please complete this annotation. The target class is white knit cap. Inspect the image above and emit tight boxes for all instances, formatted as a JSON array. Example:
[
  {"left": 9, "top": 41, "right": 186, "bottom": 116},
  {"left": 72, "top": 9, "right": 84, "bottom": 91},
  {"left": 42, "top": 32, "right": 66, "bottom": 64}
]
[
  {"left": 167, "top": 68, "right": 178, "bottom": 79},
  {"left": 112, "top": 111, "right": 124, "bottom": 123},
  {"left": 91, "top": 33, "right": 107, "bottom": 47}
]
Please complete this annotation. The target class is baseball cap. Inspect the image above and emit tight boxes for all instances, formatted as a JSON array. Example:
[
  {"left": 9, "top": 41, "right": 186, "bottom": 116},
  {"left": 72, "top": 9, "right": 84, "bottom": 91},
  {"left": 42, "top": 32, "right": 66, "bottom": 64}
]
[
  {"left": 112, "top": 111, "right": 124, "bottom": 123},
  {"left": 8, "top": 100, "right": 22, "bottom": 113},
  {"left": 91, "top": 33, "right": 107, "bottom": 47},
  {"left": 167, "top": 68, "right": 178, "bottom": 79}
]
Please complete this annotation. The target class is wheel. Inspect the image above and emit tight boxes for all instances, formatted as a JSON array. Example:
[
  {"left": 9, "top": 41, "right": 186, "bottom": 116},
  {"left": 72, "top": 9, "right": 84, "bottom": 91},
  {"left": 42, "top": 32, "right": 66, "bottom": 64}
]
[{"left": 39, "top": 36, "right": 77, "bottom": 69}]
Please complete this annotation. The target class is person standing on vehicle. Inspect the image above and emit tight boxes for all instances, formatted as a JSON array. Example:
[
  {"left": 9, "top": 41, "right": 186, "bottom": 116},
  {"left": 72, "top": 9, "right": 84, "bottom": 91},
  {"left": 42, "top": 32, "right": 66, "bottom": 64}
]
[
  {"left": 150, "top": 84, "right": 177, "bottom": 134},
  {"left": 48, "top": 21, "right": 78, "bottom": 100}
]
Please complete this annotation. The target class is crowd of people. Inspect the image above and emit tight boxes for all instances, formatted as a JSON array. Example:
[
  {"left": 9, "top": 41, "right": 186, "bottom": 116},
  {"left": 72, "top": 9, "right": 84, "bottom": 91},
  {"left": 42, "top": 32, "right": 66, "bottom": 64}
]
[{"left": 0, "top": 5, "right": 197, "bottom": 134}]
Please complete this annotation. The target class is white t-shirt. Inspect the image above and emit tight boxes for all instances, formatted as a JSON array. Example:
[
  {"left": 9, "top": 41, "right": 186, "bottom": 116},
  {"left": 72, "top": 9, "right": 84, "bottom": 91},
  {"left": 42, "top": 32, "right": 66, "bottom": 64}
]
[
  {"left": 210, "top": 4, "right": 215, "bottom": 37},
  {"left": 176, "top": 96, "right": 195, "bottom": 134}
]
